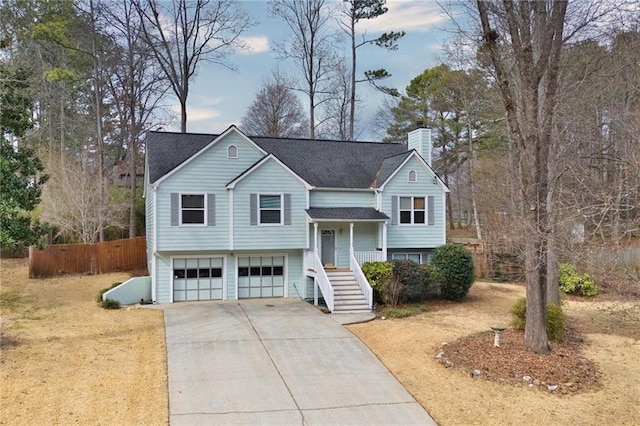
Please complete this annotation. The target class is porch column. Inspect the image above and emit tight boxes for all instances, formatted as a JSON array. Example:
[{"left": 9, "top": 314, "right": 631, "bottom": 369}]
[
  {"left": 349, "top": 223, "right": 354, "bottom": 258},
  {"left": 313, "top": 222, "right": 319, "bottom": 254},
  {"left": 382, "top": 222, "right": 388, "bottom": 261}
]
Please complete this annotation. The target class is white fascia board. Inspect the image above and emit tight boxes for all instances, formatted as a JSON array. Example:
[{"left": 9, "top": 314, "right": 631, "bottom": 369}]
[
  {"left": 154, "top": 126, "right": 267, "bottom": 186},
  {"left": 312, "top": 187, "right": 376, "bottom": 192},
  {"left": 226, "top": 154, "right": 313, "bottom": 190},
  {"left": 377, "top": 151, "right": 450, "bottom": 193}
]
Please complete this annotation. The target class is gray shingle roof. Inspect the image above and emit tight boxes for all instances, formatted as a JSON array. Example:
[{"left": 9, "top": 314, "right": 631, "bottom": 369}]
[
  {"left": 252, "top": 136, "right": 406, "bottom": 188},
  {"left": 146, "top": 131, "right": 216, "bottom": 183},
  {"left": 146, "top": 128, "right": 409, "bottom": 188},
  {"left": 306, "top": 208, "right": 389, "bottom": 221}
]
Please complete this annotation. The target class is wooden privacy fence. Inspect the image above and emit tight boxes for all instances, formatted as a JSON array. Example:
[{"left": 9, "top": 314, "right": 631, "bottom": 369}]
[
  {"left": 29, "top": 237, "right": 147, "bottom": 278},
  {"left": 449, "top": 238, "right": 490, "bottom": 279}
]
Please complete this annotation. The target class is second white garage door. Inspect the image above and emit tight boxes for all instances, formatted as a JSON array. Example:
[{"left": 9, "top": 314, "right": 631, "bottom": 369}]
[{"left": 237, "top": 256, "right": 285, "bottom": 298}]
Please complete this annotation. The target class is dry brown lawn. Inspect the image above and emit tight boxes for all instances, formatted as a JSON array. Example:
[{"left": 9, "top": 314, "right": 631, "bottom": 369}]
[
  {"left": 0, "top": 259, "right": 167, "bottom": 426},
  {"left": 348, "top": 282, "right": 640, "bottom": 426},
  {"left": 2, "top": 258, "right": 639, "bottom": 425}
]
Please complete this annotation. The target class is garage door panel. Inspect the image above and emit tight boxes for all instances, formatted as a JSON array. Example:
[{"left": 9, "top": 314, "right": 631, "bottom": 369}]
[
  {"left": 173, "top": 257, "right": 224, "bottom": 302},
  {"left": 237, "top": 255, "right": 285, "bottom": 299}
]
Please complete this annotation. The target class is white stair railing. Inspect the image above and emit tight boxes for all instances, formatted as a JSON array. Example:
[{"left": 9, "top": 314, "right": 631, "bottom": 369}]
[
  {"left": 313, "top": 252, "right": 334, "bottom": 312},
  {"left": 350, "top": 253, "right": 373, "bottom": 309}
]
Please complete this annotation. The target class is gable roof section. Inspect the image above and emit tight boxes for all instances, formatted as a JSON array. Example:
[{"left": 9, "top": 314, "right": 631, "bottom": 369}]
[
  {"left": 376, "top": 150, "right": 450, "bottom": 192},
  {"left": 226, "top": 154, "right": 313, "bottom": 190},
  {"left": 251, "top": 137, "right": 406, "bottom": 189},
  {"left": 146, "top": 125, "right": 266, "bottom": 184},
  {"left": 371, "top": 151, "right": 412, "bottom": 188}
]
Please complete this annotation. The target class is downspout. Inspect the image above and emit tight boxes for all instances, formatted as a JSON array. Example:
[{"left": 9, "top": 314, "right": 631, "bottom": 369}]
[
  {"left": 152, "top": 185, "right": 158, "bottom": 303},
  {"left": 382, "top": 222, "right": 388, "bottom": 261}
]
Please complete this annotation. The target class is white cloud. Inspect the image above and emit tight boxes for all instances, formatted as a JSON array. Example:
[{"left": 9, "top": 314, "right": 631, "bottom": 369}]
[
  {"left": 237, "top": 35, "right": 270, "bottom": 54},
  {"left": 356, "top": 0, "right": 448, "bottom": 33}
]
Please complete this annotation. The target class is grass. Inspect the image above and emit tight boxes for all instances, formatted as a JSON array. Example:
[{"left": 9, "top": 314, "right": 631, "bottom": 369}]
[
  {"left": 0, "top": 291, "right": 24, "bottom": 310},
  {"left": 378, "top": 303, "right": 429, "bottom": 318}
]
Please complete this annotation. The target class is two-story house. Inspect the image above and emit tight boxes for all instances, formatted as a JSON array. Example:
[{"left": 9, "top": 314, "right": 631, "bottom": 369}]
[{"left": 144, "top": 126, "right": 449, "bottom": 313}]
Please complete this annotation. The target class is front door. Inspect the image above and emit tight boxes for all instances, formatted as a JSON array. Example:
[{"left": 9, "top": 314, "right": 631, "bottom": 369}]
[{"left": 321, "top": 230, "right": 336, "bottom": 267}]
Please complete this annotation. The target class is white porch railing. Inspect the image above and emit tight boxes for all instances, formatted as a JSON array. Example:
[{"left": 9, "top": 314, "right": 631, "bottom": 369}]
[
  {"left": 350, "top": 253, "right": 373, "bottom": 309},
  {"left": 304, "top": 250, "right": 316, "bottom": 274},
  {"left": 354, "top": 250, "right": 386, "bottom": 265},
  {"left": 312, "top": 252, "right": 334, "bottom": 312}
]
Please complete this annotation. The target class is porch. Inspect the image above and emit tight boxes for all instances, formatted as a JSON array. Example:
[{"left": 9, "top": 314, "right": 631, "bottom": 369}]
[{"left": 303, "top": 207, "right": 390, "bottom": 313}]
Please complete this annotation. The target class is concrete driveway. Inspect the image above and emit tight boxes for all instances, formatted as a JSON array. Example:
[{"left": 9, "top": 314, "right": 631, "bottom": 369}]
[{"left": 162, "top": 299, "right": 437, "bottom": 425}]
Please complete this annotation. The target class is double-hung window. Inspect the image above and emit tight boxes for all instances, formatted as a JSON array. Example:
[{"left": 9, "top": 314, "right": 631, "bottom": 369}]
[
  {"left": 181, "top": 194, "right": 205, "bottom": 224},
  {"left": 392, "top": 253, "right": 422, "bottom": 263},
  {"left": 259, "top": 194, "right": 282, "bottom": 224},
  {"left": 399, "top": 196, "right": 426, "bottom": 224}
]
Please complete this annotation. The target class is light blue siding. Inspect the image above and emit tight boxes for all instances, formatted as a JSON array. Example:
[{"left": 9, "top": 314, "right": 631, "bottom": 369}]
[
  {"left": 382, "top": 156, "right": 446, "bottom": 248},
  {"left": 310, "top": 190, "right": 375, "bottom": 207},
  {"left": 145, "top": 187, "right": 155, "bottom": 273},
  {"left": 155, "top": 255, "right": 171, "bottom": 304},
  {"left": 155, "top": 133, "right": 265, "bottom": 251},
  {"left": 232, "top": 159, "right": 307, "bottom": 250},
  {"left": 309, "top": 222, "right": 380, "bottom": 269}
]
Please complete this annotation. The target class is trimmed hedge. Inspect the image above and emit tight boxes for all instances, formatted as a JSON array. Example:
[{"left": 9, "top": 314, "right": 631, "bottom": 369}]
[{"left": 431, "top": 244, "right": 475, "bottom": 301}]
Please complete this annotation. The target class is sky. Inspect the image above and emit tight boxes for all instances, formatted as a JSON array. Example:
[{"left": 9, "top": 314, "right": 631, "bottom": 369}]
[{"left": 165, "top": 0, "right": 466, "bottom": 140}]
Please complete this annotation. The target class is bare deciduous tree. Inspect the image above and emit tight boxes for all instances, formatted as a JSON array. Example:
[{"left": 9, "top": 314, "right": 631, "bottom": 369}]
[
  {"left": 134, "top": 0, "right": 253, "bottom": 132},
  {"left": 41, "top": 152, "right": 128, "bottom": 244},
  {"left": 475, "top": 0, "right": 569, "bottom": 353},
  {"left": 269, "top": 0, "right": 336, "bottom": 139},
  {"left": 240, "top": 72, "right": 306, "bottom": 138},
  {"left": 103, "top": 0, "right": 167, "bottom": 238}
]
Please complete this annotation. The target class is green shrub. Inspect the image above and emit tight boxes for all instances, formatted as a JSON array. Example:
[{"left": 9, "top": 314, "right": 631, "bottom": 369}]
[
  {"left": 421, "top": 264, "right": 439, "bottom": 297},
  {"left": 96, "top": 282, "right": 122, "bottom": 303},
  {"left": 362, "top": 261, "right": 394, "bottom": 304},
  {"left": 101, "top": 298, "right": 121, "bottom": 309},
  {"left": 510, "top": 297, "right": 566, "bottom": 341},
  {"left": 431, "top": 244, "right": 475, "bottom": 301},
  {"left": 391, "top": 259, "right": 426, "bottom": 302},
  {"left": 559, "top": 264, "right": 598, "bottom": 297}
]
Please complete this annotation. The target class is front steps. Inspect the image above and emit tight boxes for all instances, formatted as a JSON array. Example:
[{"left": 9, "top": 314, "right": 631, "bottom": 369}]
[{"left": 325, "top": 270, "right": 371, "bottom": 314}]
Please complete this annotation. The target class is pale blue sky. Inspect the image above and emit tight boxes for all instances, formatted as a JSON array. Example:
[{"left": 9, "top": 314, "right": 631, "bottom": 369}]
[{"left": 166, "top": 0, "right": 464, "bottom": 140}]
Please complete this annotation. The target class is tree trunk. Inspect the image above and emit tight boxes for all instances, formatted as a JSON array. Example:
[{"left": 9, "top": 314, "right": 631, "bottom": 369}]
[{"left": 468, "top": 123, "right": 482, "bottom": 240}]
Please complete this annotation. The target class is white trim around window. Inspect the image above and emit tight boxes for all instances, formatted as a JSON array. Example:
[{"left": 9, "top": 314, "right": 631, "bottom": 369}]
[
  {"left": 259, "top": 193, "right": 283, "bottom": 225},
  {"left": 408, "top": 170, "right": 417, "bottom": 182},
  {"left": 180, "top": 193, "right": 207, "bottom": 226},
  {"left": 398, "top": 195, "right": 426, "bottom": 225},
  {"left": 392, "top": 252, "right": 422, "bottom": 263},
  {"left": 227, "top": 144, "right": 238, "bottom": 159}
]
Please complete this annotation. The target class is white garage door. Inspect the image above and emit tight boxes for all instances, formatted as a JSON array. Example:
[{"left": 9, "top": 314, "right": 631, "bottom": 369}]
[
  {"left": 173, "top": 258, "right": 223, "bottom": 302},
  {"left": 238, "top": 256, "right": 285, "bottom": 298}
]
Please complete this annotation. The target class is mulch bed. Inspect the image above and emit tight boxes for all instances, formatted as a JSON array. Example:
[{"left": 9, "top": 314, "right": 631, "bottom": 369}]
[{"left": 436, "top": 325, "right": 601, "bottom": 395}]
